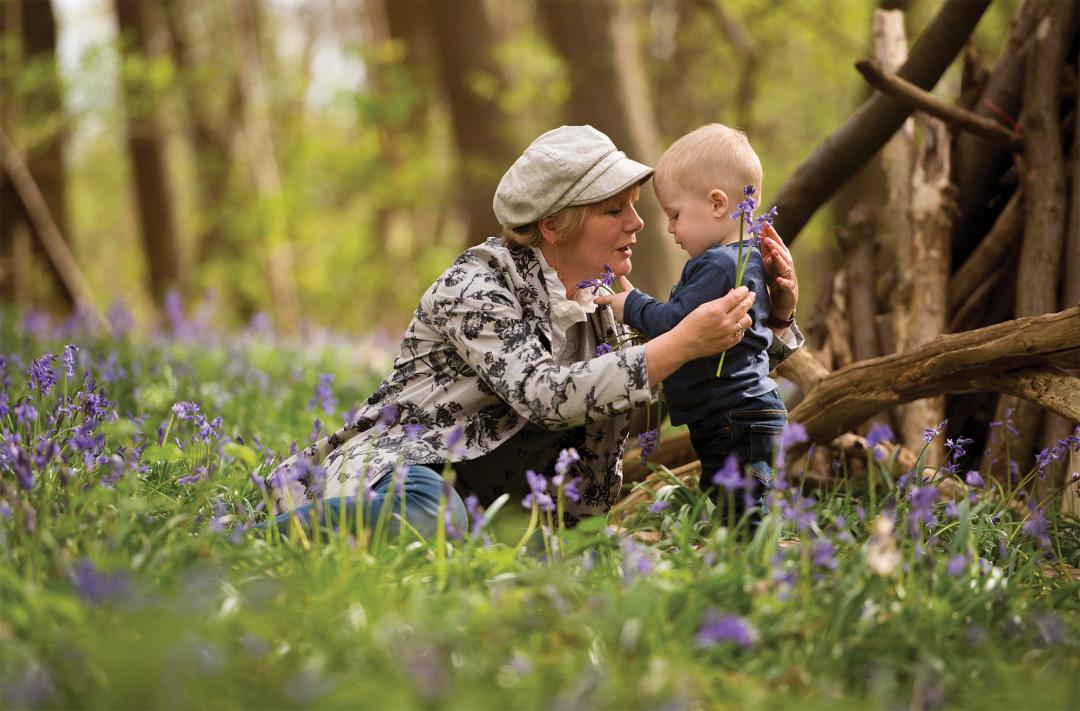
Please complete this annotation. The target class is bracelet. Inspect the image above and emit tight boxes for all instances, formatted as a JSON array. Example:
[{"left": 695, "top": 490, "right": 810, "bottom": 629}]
[{"left": 765, "top": 310, "right": 796, "bottom": 329}]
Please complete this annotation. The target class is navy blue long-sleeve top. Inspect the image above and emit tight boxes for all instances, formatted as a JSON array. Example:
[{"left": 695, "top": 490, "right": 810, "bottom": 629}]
[{"left": 623, "top": 243, "right": 777, "bottom": 426}]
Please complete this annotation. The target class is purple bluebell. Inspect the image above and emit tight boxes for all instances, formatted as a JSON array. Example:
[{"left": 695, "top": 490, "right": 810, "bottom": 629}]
[
  {"left": 61, "top": 344, "right": 80, "bottom": 378},
  {"left": 4, "top": 440, "right": 33, "bottom": 491},
  {"left": 812, "top": 538, "right": 837, "bottom": 571},
  {"left": 178, "top": 467, "right": 208, "bottom": 485},
  {"left": 694, "top": 609, "right": 756, "bottom": 649},
  {"left": 378, "top": 404, "right": 399, "bottom": 429},
  {"left": 522, "top": 469, "right": 554, "bottom": 512},
  {"left": 555, "top": 447, "right": 580, "bottom": 477},
  {"left": 107, "top": 300, "right": 135, "bottom": 336},
  {"left": 308, "top": 374, "right": 336, "bottom": 413},
  {"left": 171, "top": 401, "right": 200, "bottom": 421},
  {"left": 465, "top": 494, "right": 486, "bottom": 536},
  {"left": 0, "top": 500, "right": 11, "bottom": 519},
  {"left": 649, "top": 499, "right": 670, "bottom": 514},
  {"left": 907, "top": 485, "right": 940, "bottom": 533},
  {"left": 989, "top": 408, "right": 1018, "bottom": 437},
  {"left": 576, "top": 264, "right": 616, "bottom": 295},
  {"left": 33, "top": 437, "right": 59, "bottom": 469},
  {"left": 923, "top": 419, "right": 948, "bottom": 443},
  {"left": 0, "top": 392, "right": 8, "bottom": 419},
  {"left": 71, "top": 559, "right": 136, "bottom": 604},
  {"left": 619, "top": 536, "right": 655, "bottom": 583},
  {"left": 1022, "top": 505, "right": 1050, "bottom": 549},
  {"left": 595, "top": 343, "right": 614, "bottom": 357},
  {"left": 778, "top": 422, "right": 808, "bottom": 451},
  {"left": 28, "top": 354, "right": 57, "bottom": 396},
  {"left": 553, "top": 474, "right": 581, "bottom": 503},
  {"left": 944, "top": 500, "right": 958, "bottom": 519},
  {"left": 865, "top": 423, "right": 894, "bottom": 460},
  {"left": 310, "top": 418, "right": 323, "bottom": 443},
  {"left": 638, "top": 428, "right": 658, "bottom": 465},
  {"left": 946, "top": 554, "right": 968, "bottom": 577},
  {"left": 404, "top": 423, "right": 425, "bottom": 441},
  {"left": 712, "top": 454, "right": 743, "bottom": 492},
  {"left": 14, "top": 400, "right": 37, "bottom": 425}
]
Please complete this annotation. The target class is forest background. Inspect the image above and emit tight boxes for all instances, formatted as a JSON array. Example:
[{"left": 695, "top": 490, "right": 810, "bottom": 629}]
[{"left": 2, "top": 0, "right": 1022, "bottom": 332}]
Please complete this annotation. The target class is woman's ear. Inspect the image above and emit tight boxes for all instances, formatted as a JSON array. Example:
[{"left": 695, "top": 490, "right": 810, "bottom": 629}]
[
  {"left": 538, "top": 218, "right": 560, "bottom": 246},
  {"left": 708, "top": 189, "right": 729, "bottom": 219}
]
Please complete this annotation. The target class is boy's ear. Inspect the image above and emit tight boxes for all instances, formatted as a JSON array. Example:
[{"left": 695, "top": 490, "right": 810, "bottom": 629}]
[{"left": 708, "top": 189, "right": 729, "bottom": 219}]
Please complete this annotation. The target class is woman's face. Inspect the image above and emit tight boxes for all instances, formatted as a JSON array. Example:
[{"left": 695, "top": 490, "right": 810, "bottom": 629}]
[{"left": 563, "top": 197, "right": 644, "bottom": 281}]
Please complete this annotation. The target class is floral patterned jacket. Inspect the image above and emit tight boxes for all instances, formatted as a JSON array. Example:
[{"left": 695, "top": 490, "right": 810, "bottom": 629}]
[{"left": 271, "top": 236, "right": 656, "bottom": 514}]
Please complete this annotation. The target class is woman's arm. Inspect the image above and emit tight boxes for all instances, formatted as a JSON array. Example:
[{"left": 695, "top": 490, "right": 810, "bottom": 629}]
[{"left": 643, "top": 286, "right": 756, "bottom": 387}]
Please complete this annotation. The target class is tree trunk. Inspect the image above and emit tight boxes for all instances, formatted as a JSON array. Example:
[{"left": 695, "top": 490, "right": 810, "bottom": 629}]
[
  {"left": 115, "top": 0, "right": 183, "bottom": 305},
  {"left": 0, "top": 0, "right": 73, "bottom": 308},
  {"left": 230, "top": 0, "right": 302, "bottom": 335},
  {"left": 987, "top": 0, "right": 1076, "bottom": 480},
  {"left": 771, "top": 0, "right": 990, "bottom": 245},
  {"left": 893, "top": 115, "right": 953, "bottom": 464},
  {"left": 535, "top": 0, "right": 682, "bottom": 302},
  {"left": 160, "top": 0, "right": 238, "bottom": 268},
  {"left": 416, "top": 0, "right": 514, "bottom": 247}
]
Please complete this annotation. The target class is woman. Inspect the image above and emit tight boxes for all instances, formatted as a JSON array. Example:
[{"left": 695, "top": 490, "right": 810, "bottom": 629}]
[{"left": 269, "top": 125, "right": 801, "bottom": 536}]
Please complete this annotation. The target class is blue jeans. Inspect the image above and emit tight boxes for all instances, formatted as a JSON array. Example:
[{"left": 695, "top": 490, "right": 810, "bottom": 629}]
[
  {"left": 269, "top": 465, "right": 469, "bottom": 539},
  {"left": 690, "top": 389, "right": 787, "bottom": 518}
]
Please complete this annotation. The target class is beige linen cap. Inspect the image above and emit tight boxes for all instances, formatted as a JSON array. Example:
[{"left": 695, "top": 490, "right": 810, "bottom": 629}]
[{"left": 493, "top": 125, "right": 654, "bottom": 230}]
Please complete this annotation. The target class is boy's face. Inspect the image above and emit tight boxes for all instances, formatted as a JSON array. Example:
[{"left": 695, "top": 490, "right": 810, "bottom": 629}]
[{"left": 654, "top": 181, "right": 727, "bottom": 258}]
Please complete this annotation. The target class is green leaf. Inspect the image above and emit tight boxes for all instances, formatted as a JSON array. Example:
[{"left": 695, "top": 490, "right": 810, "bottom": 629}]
[
  {"left": 222, "top": 442, "right": 258, "bottom": 469},
  {"left": 141, "top": 443, "right": 184, "bottom": 464}
]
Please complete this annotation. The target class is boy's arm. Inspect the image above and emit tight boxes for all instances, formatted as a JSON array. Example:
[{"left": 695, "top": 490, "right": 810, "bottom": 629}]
[{"left": 624, "top": 260, "right": 733, "bottom": 339}]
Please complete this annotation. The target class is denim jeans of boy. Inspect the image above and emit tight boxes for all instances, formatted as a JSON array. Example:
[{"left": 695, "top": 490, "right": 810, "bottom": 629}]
[
  {"left": 690, "top": 389, "right": 787, "bottom": 521},
  {"left": 268, "top": 464, "right": 469, "bottom": 539}
]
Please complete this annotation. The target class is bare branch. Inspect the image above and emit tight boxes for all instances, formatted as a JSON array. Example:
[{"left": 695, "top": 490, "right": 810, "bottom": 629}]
[{"left": 855, "top": 59, "right": 1022, "bottom": 150}]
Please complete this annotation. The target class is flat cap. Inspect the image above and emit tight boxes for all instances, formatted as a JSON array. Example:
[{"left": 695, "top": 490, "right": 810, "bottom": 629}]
[{"left": 493, "top": 125, "right": 653, "bottom": 229}]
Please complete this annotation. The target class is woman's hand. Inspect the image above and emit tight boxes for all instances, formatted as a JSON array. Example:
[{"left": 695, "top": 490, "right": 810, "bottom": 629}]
[
  {"left": 760, "top": 223, "right": 798, "bottom": 323},
  {"left": 644, "top": 286, "right": 755, "bottom": 387}
]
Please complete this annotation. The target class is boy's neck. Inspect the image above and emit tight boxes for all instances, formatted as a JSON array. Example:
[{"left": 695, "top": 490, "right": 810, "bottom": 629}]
[{"left": 716, "top": 226, "right": 745, "bottom": 247}]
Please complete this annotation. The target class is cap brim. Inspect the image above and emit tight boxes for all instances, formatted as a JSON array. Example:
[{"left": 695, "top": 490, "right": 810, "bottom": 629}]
[{"left": 566, "top": 153, "right": 654, "bottom": 207}]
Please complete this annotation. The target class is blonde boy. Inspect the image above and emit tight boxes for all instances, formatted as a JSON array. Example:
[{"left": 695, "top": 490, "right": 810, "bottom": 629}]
[{"left": 600, "top": 124, "right": 797, "bottom": 518}]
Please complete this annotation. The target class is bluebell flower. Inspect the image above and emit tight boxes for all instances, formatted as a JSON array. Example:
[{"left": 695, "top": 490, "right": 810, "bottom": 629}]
[
  {"left": 989, "top": 408, "right": 1018, "bottom": 437},
  {"left": 404, "top": 423, "right": 425, "bottom": 441},
  {"left": 638, "top": 428, "right": 658, "bottom": 465},
  {"left": 308, "top": 373, "right": 336, "bottom": 413},
  {"left": 649, "top": 499, "right": 670, "bottom": 514},
  {"left": 576, "top": 264, "right": 616, "bottom": 295},
  {"left": 71, "top": 559, "right": 137, "bottom": 604},
  {"left": 522, "top": 469, "right": 553, "bottom": 512},
  {"left": 946, "top": 554, "right": 969, "bottom": 577},
  {"left": 813, "top": 538, "right": 837, "bottom": 571},
  {"left": 28, "top": 354, "right": 57, "bottom": 396},
  {"left": 171, "top": 401, "right": 200, "bottom": 421},
  {"left": 694, "top": 609, "right": 757, "bottom": 649},
  {"left": 14, "top": 400, "right": 37, "bottom": 425},
  {"left": 712, "top": 454, "right": 743, "bottom": 492},
  {"left": 62, "top": 345, "right": 79, "bottom": 378},
  {"left": 595, "top": 342, "right": 613, "bottom": 357},
  {"left": 923, "top": 419, "right": 948, "bottom": 443},
  {"left": 778, "top": 422, "right": 808, "bottom": 451},
  {"left": 446, "top": 425, "right": 466, "bottom": 456},
  {"left": 555, "top": 447, "right": 580, "bottom": 477},
  {"left": 464, "top": 494, "right": 486, "bottom": 536},
  {"left": 965, "top": 470, "right": 984, "bottom": 488},
  {"left": 865, "top": 423, "right": 894, "bottom": 458},
  {"left": 1023, "top": 504, "right": 1050, "bottom": 549}
]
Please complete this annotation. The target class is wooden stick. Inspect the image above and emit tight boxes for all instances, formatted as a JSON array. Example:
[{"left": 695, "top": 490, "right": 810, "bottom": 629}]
[
  {"left": 0, "top": 129, "right": 106, "bottom": 329},
  {"left": 855, "top": 59, "right": 1023, "bottom": 150}
]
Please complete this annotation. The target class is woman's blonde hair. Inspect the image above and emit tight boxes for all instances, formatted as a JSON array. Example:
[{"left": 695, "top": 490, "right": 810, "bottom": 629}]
[{"left": 500, "top": 183, "right": 642, "bottom": 249}]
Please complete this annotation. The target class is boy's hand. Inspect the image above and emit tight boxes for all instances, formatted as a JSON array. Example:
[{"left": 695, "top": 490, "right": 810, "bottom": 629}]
[
  {"left": 760, "top": 224, "right": 798, "bottom": 322},
  {"left": 594, "top": 276, "right": 633, "bottom": 322}
]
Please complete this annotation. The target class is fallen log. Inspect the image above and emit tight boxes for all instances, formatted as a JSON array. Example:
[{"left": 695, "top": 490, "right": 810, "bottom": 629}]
[{"left": 790, "top": 308, "right": 1080, "bottom": 445}]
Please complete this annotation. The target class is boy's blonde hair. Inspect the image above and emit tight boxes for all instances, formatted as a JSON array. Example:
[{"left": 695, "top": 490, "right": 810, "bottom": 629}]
[
  {"left": 500, "top": 183, "right": 642, "bottom": 249},
  {"left": 654, "top": 124, "right": 762, "bottom": 205}
]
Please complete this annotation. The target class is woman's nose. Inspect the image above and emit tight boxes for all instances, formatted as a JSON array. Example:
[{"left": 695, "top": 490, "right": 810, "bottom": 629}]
[{"left": 625, "top": 204, "right": 644, "bottom": 232}]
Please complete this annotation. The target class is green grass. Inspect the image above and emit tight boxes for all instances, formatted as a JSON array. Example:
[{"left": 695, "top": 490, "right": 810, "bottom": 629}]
[{"left": 1, "top": 312, "right": 1078, "bottom": 710}]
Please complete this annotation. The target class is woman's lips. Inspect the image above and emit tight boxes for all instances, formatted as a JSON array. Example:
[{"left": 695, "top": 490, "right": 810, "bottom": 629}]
[{"left": 617, "top": 245, "right": 633, "bottom": 256}]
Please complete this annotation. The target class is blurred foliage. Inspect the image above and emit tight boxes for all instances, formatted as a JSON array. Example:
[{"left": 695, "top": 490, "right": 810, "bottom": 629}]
[{"left": 7, "top": 0, "right": 1020, "bottom": 336}]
